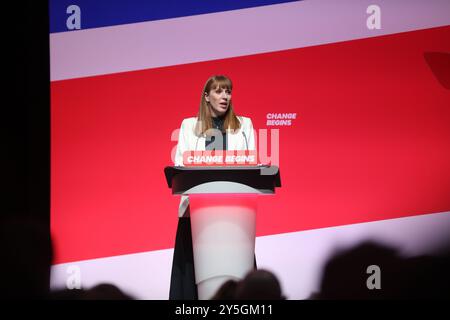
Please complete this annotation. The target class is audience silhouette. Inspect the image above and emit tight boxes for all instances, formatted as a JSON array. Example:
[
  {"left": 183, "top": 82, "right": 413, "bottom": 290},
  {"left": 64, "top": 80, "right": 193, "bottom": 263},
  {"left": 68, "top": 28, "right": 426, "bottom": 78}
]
[
  {"left": 311, "top": 240, "right": 450, "bottom": 300},
  {"left": 211, "top": 270, "right": 286, "bottom": 300},
  {"left": 210, "top": 279, "right": 239, "bottom": 300},
  {"left": 2, "top": 216, "right": 448, "bottom": 300},
  {"left": 0, "top": 217, "right": 134, "bottom": 300},
  {"left": 234, "top": 269, "right": 285, "bottom": 300}
]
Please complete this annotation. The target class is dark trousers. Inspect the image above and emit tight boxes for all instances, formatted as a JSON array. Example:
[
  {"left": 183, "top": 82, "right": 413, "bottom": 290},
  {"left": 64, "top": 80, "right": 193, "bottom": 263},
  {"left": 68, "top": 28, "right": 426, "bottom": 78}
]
[{"left": 169, "top": 216, "right": 198, "bottom": 300}]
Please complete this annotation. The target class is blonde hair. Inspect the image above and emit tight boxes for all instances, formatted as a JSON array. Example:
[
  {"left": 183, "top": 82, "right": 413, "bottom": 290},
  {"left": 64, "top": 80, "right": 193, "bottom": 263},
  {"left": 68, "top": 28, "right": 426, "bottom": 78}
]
[{"left": 194, "top": 75, "right": 241, "bottom": 136}]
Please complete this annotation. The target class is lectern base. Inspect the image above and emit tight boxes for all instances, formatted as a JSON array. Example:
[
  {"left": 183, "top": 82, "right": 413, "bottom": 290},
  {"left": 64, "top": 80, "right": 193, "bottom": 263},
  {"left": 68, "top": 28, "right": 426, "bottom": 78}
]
[{"left": 189, "top": 194, "right": 257, "bottom": 300}]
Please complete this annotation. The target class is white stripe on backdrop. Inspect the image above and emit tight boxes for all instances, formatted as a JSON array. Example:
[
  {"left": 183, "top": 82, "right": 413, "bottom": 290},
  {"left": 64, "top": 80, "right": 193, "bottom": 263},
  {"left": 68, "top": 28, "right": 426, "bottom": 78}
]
[{"left": 50, "top": 0, "right": 450, "bottom": 81}]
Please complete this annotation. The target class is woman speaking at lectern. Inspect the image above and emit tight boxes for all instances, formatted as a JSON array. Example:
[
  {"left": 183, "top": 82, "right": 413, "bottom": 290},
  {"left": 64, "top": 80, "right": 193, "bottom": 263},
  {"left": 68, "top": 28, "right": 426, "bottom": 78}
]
[{"left": 170, "top": 75, "right": 256, "bottom": 300}]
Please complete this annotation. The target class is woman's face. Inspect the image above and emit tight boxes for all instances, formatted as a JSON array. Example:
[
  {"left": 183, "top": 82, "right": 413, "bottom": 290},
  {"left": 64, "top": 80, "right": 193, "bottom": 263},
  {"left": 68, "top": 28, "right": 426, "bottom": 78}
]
[{"left": 205, "top": 86, "right": 231, "bottom": 117}]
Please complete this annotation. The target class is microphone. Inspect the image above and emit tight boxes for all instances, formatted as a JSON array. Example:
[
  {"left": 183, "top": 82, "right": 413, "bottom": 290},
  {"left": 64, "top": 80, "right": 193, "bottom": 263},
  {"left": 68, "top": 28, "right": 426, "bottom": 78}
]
[
  {"left": 242, "top": 131, "right": 249, "bottom": 150},
  {"left": 195, "top": 136, "right": 200, "bottom": 151}
]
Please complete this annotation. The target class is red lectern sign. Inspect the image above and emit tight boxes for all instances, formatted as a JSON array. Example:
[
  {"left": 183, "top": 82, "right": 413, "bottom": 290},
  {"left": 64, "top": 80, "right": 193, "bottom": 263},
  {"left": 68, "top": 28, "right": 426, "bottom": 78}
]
[{"left": 183, "top": 150, "right": 257, "bottom": 166}]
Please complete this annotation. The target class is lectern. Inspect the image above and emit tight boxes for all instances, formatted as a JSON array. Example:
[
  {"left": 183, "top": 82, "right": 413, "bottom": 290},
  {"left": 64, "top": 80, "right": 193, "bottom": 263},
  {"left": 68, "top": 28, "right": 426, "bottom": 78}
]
[{"left": 164, "top": 165, "right": 281, "bottom": 300}]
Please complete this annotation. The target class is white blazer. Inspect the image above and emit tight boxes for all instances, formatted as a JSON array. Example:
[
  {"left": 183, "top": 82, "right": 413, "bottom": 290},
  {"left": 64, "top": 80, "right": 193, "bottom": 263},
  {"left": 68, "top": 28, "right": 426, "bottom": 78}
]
[{"left": 174, "top": 116, "right": 256, "bottom": 217}]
